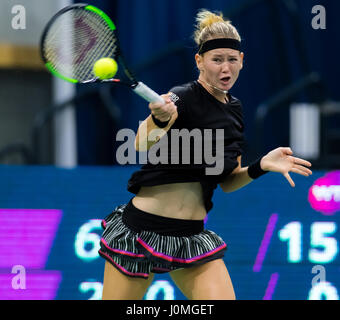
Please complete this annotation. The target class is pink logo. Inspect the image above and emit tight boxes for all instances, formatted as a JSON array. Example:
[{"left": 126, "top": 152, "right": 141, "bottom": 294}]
[{"left": 308, "top": 171, "right": 340, "bottom": 216}]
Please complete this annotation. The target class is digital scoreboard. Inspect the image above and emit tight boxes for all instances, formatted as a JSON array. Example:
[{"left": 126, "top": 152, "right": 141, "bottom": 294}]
[{"left": 0, "top": 165, "right": 339, "bottom": 300}]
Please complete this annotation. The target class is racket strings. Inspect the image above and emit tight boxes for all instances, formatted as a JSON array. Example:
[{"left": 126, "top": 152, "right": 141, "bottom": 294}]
[
  {"left": 43, "top": 8, "right": 117, "bottom": 82},
  {"left": 73, "top": 10, "right": 116, "bottom": 80},
  {"left": 70, "top": 9, "right": 117, "bottom": 80}
]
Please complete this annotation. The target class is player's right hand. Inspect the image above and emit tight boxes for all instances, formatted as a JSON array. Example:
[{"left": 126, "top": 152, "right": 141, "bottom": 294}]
[{"left": 149, "top": 94, "right": 177, "bottom": 122}]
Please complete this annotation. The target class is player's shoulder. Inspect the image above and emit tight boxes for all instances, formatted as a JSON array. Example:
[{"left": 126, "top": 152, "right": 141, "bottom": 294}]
[
  {"left": 168, "top": 81, "right": 199, "bottom": 102},
  {"left": 169, "top": 81, "right": 197, "bottom": 92},
  {"left": 168, "top": 82, "right": 198, "bottom": 119}
]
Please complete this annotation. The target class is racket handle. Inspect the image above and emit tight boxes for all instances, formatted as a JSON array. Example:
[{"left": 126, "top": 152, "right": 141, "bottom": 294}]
[{"left": 133, "top": 82, "right": 165, "bottom": 104}]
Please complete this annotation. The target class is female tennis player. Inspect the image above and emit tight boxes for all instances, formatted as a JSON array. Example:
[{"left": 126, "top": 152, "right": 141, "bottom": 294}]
[{"left": 98, "top": 9, "right": 312, "bottom": 300}]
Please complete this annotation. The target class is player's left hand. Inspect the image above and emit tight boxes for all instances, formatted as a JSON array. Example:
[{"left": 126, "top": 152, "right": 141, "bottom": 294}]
[{"left": 260, "top": 147, "right": 312, "bottom": 187}]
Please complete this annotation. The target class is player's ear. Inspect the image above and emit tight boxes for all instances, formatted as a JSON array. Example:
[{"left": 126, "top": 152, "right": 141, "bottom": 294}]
[{"left": 195, "top": 53, "right": 204, "bottom": 72}]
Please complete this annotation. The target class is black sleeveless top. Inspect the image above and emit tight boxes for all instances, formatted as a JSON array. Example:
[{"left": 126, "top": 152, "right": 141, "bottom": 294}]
[{"left": 127, "top": 81, "right": 244, "bottom": 213}]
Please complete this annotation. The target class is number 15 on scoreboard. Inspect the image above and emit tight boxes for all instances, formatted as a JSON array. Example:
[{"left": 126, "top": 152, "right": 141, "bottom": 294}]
[{"left": 279, "top": 221, "right": 338, "bottom": 264}]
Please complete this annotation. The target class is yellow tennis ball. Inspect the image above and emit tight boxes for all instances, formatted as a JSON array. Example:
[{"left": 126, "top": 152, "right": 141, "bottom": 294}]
[{"left": 93, "top": 58, "right": 118, "bottom": 79}]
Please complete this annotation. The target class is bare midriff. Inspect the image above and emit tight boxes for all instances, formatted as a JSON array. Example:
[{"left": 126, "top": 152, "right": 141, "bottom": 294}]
[{"left": 132, "top": 182, "right": 206, "bottom": 221}]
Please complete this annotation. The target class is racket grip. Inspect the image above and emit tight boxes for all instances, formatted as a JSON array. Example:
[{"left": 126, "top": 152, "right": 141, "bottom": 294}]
[{"left": 133, "top": 82, "right": 165, "bottom": 104}]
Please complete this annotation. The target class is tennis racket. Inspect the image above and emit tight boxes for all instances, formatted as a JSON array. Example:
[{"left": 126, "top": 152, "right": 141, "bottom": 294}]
[{"left": 40, "top": 3, "right": 165, "bottom": 104}]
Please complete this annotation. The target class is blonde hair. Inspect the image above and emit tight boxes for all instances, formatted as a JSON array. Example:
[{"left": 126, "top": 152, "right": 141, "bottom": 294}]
[{"left": 194, "top": 9, "right": 241, "bottom": 46}]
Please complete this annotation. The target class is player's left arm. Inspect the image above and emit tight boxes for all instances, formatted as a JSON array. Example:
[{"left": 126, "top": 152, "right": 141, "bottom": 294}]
[
  {"left": 219, "top": 147, "right": 313, "bottom": 193},
  {"left": 219, "top": 156, "right": 252, "bottom": 193}
]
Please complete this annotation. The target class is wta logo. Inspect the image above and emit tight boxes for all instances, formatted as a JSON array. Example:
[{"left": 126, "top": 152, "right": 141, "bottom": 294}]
[{"left": 308, "top": 171, "right": 340, "bottom": 216}]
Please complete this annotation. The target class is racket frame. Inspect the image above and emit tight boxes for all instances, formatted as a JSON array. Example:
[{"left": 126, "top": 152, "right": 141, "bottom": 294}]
[{"left": 40, "top": 3, "right": 164, "bottom": 104}]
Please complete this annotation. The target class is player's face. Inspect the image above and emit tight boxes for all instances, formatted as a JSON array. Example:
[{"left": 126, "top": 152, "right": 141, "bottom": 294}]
[{"left": 197, "top": 48, "right": 244, "bottom": 92}]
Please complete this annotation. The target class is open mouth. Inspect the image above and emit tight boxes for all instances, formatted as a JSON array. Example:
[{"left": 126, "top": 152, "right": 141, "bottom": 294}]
[{"left": 220, "top": 76, "right": 231, "bottom": 84}]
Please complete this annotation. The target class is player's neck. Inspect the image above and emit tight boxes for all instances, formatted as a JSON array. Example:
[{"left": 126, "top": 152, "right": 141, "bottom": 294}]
[{"left": 198, "top": 78, "right": 229, "bottom": 103}]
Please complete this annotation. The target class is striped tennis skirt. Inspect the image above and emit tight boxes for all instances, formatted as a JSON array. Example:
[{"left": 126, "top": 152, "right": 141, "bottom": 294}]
[{"left": 98, "top": 199, "right": 227, "bottom": 279}]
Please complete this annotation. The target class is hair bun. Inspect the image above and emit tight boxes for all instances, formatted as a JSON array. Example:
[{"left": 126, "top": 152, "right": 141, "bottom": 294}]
[
  {"left": 194, "top": 9, "right": 241, "bottom": 46},
  {"left": 196, "top": 10, "right": 224, "bottom": 30}
]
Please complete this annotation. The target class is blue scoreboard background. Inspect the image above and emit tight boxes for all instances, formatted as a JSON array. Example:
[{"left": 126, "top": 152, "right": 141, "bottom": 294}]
[{"left": 0, "top": 165, "right": 339, "bottom": 300}]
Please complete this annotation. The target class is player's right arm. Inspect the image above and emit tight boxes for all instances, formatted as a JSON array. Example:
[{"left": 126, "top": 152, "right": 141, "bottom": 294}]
[{"left": 135, "top": 94, "right": 178, "bottom": 151}]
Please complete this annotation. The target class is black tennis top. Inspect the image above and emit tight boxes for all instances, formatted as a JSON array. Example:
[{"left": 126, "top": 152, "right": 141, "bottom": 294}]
[{"left": 127, "top": 80, "right": 244, "bottom": 213}]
